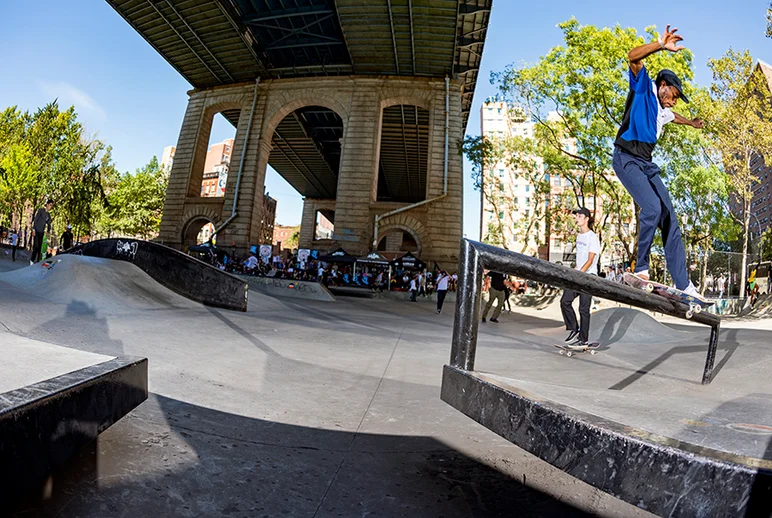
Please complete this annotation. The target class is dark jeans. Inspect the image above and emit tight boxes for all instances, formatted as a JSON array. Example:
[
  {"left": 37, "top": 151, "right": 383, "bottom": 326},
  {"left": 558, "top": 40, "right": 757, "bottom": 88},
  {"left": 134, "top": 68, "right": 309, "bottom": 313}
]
[
  {"left": 560, "top": 289, "right": 591, "bottom": 343},
  {"left": 11, "top": 244, "right": 16, "bottom": 261},
  {"left": 436, "top": 290, "right": 447, "bottom": 312},
  {"left": 612, "top": 148, "right": 689, "bottom": 290},
  {"left": 30, "top": 232, "right": 45, "bottom": 263},
  {"left": 410, "top": 289, "right": 417, "bottom": 302}
]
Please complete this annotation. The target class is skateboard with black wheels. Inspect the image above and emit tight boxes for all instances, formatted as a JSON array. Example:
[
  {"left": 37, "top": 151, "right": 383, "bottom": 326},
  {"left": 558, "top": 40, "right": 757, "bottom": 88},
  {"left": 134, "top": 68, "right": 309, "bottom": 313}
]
[
  {"left": 623, "top": 273, "right": 714, "bottom": 319},
  {"left": 553, "top": 342, "right": 600, "bottom": 357}
]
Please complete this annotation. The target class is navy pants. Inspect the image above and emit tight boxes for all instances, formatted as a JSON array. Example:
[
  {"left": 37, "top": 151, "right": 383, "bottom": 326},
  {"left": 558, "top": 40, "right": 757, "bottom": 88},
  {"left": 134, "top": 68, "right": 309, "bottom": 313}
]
[{"left": 612, "top": 148, "right": 689, "bottom": 290}]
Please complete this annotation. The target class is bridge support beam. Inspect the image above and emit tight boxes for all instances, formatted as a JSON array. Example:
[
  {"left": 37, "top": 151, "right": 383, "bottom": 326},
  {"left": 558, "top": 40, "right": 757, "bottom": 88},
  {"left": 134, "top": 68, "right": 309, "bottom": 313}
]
[{"left": 158, "top": 76, "right": 464, "bottom": 268}]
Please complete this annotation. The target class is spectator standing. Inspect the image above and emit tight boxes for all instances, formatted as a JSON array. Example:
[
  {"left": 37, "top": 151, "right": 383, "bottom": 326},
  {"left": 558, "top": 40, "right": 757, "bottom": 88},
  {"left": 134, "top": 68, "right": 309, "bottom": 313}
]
[
  {"left": 481, "top": 270, "right": 507, "bottom": 323},
  {"left": 10, "top": 230, "right": 18, "bottom": 261},
  {"left": 717, "top": 274, "right": 726, "bottom": 299},
  {"left": 30, "top": 199, "right": 54, "bottom": 264},
  {"left": 60, "top": 225, "right": 74, "bottom": 251},
  {"left": 436, "top": 270, "right": 450, "bottom": 314}
]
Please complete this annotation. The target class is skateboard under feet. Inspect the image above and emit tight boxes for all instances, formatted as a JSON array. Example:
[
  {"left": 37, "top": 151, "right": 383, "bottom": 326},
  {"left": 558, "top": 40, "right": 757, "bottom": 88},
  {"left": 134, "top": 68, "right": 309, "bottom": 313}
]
[
  {"left": 553, "top": 342, "right": 601, "bottom": 357},
  {"left": 623, "top": 273, "right": 713, "bottom": 319}
]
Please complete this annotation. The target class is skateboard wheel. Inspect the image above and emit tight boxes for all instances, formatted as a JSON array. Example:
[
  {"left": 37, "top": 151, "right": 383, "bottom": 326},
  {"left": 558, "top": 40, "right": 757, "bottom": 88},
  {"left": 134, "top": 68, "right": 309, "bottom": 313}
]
[
  {"left": 644, "top": 283, "right": 654, "bottom": 293},
  {"left": 685, "top": 310, "right": 694, "bottom": 319},
  {"left": 590, "top": 350, "right": 597, "bottom": 355},
  {"left": 566, "top": 351, "right": 573, "bottom": 357},
  {"left": 694, "top": 305, "right": 702, "bottom": 314},
  {"left": 559, "top": 349, "right": 565, "bottom": 355}
]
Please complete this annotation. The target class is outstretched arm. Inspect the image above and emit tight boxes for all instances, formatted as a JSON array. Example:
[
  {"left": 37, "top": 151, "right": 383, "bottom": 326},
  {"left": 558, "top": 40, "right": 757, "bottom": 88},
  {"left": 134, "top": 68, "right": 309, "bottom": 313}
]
[
  {"left": 629, "top": 24, "right": 686, "bottom": 76},
  {"left": 672, "top": 112, "right": 704, "bottom": 129}
]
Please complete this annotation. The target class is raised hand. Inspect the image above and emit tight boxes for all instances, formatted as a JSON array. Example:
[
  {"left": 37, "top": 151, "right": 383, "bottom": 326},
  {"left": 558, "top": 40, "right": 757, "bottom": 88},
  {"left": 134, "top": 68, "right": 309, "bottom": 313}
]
[
  {"left": 691, "top": 118, "right": 704, "bottom": 129},
  {"left": 661, "top": 24, "right": 686, "bottom": 52}
]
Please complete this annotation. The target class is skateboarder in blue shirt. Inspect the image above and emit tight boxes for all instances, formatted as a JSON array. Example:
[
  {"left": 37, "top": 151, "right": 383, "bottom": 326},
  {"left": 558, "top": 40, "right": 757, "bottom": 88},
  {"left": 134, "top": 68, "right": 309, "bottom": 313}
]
[{"left": 613, "top": 24, "right": 702, "bottom": 299}]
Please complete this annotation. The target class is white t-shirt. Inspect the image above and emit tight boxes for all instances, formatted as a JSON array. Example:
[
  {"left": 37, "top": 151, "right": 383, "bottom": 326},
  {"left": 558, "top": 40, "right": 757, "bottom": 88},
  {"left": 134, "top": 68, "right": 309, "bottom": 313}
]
[
  {"left": 437, "top": 275, "right": 450, "bottom": 291},
  {"left": 409, "top": 279, "right": 417, "bottom": 291},
  {"left": 11, "top": 233, "right": 18, "bottom": 246},
  {"left": 653, "top": 82, "right": 675, "bottom": 138},
  {"left": 575, "top": 230, "right": 600, "bottom": 275}
]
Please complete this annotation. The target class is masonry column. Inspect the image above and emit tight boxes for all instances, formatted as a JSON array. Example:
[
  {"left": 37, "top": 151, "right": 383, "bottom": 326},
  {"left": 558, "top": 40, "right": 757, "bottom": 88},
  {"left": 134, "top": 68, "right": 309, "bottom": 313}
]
[
  {"left": 332, "top": 84, "right": 380, "bottom": 255},
  {"left": 158, "top": 92, "right": 208, "bottom": 246},
  {"left": 425, "top": 80, "right": 464, "bottom": 269},
  {"left": 298, "top": 199, "right": 317, "bottom": 249}
]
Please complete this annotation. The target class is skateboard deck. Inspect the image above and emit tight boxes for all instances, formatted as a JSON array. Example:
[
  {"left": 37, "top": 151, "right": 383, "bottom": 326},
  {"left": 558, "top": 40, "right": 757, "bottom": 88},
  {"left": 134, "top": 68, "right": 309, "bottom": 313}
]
[
  {"left": 623, "top": 273, "right": 713, "bottom": 319},
  {"left": 553, "top": 342, "right": 600, "bottom": 357},
  {"left": 41, "top": 259, "right": 61, "bottom": 270}
]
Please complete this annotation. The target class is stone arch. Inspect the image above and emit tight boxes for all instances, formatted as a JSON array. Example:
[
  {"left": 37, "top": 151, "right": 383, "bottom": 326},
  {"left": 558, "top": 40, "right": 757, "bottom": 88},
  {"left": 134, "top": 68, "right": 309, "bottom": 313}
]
[
  {"left": 262, "top": 95, "right": 350, "bottom": 144},
  {"left": 379, "top": 94, "right": 432, "bottom": 112},
  {"left": 187, "top": 97, "right": 247, "bottom": 198},
  {"left": 179, "top": 207, "right": 223, "bottom": 248},
  {"left": 377, "top": 214, "right": 431, "bottom": 257}
]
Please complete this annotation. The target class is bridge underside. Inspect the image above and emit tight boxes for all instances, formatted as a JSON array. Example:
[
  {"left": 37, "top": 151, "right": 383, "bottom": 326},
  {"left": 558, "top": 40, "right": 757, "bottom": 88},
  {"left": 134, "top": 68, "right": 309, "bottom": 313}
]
[{"left": 108, "top": 0, "right": 491, "bottom": 265}]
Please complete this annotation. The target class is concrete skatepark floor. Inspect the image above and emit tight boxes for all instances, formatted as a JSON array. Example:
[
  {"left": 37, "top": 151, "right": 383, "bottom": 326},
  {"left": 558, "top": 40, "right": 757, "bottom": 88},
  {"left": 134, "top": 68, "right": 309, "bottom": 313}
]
[{"left": 3, "top": 255, "right": 768, "bottom": 517}]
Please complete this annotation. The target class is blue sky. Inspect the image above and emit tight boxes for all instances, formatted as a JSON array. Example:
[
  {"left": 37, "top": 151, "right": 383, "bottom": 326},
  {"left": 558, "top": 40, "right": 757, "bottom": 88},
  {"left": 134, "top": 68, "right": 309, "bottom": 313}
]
[{"left": 0, "top": 0, "right": 769, "bottom": 235}]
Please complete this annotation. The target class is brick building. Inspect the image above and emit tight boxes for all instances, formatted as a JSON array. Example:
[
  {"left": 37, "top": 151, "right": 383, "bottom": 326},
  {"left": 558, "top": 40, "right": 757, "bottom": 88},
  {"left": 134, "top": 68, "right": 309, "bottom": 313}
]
[
  {"left": 200, "top": 138, "right": 234, "bottom": 198},
  {"left": 748, "top": 60, "right": 772, "bottom": 241}
]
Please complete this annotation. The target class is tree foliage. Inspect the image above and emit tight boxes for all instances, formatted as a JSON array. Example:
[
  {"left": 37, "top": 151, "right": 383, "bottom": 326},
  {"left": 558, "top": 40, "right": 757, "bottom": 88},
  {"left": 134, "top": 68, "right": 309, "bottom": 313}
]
[
  {"left": 0, "top": 102, "right": 167, "bottom": 242},
  {"left": 701, "top": 49, "right": 772, "bottom": 293},
  {"left": 101, "top": 157, "right": 168, "bottom": 240}
]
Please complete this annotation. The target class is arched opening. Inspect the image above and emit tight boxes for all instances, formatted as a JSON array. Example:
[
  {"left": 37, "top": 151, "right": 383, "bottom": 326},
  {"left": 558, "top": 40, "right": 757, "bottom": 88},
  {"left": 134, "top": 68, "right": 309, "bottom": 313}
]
[
  {"left": 182, "top": 217, "right": 216, "bottom": 249},
  {"left": 377, "top": 105, "right": 429, "bottom": 203},
  {"left": 268, "top": 106, "right": 343, "bottom": 199},
  {"left": 266, "top": 106, "right": 344, "bottom": 247},
  {"left": 377, "top": 229, "right": 420, "bottom": 254},
  {"left": 200, "top": 112, "right": 238, "bottom": 198},
  {"left": 314, "top": 209, "right": 335, "bottom": 241}
]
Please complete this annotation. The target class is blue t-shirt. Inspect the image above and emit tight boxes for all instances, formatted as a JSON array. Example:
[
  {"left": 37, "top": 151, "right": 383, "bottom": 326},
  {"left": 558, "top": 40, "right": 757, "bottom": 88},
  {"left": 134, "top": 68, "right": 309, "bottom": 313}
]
[{"left": 614, "top": 66, "right": 674, "bottom": 162}]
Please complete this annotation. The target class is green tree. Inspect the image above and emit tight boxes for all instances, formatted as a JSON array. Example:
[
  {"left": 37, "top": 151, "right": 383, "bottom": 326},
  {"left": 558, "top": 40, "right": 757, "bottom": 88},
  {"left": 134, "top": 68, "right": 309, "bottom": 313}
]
[
  {"left": 766, "top": 3, "right": 772, "bottom": 38},
  {"left": 702, "top": 50, "right": 772, "bottom": 294},
  {"left": 104, "top": 157, "right": 168, "bottom": 239},
  {"left": 0, "top": 142, "right": 37, "bottom": 231},
  {"left": 464, "top": 19, "right": 699, "bottom": 264}
]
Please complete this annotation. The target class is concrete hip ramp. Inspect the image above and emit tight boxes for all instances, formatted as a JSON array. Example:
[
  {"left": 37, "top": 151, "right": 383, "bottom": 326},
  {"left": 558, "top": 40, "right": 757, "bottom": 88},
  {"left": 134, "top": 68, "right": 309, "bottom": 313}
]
[
  {"left": 62, "top": 238, "right": 248, "bottom": 311},
  {"left": 0, "top": 255, "right": 202, "bottom": 313}
]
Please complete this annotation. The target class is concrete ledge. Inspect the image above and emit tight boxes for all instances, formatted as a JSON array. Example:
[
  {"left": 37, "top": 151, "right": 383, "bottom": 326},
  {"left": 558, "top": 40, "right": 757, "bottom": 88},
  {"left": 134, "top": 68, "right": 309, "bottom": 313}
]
[
  {"left": 440, "top": 365, "right": 772, "bottom": 517},
  {"left": 64, "top": 239, "right": 248, "bottom": 311},
  {"left": 0, "top": 356, "right": 148, "bottom": 502},
  {"left": 242, "top": 276, "right": 335, "bottom": 301}
]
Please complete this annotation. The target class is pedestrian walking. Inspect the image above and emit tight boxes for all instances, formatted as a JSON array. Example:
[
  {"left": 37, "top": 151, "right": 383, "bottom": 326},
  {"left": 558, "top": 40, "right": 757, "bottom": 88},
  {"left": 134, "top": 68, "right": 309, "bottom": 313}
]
[
  {"left": 409, "top": 275, "right": 418, "bottom": 302},
  {"left": 561, "top": 208, "right": 600, "bottom": 345},
  {"left": 481, "top": 270, "right": 507, "bottom": 323},
  {"left": 30, "top": 199, "right": 54, "bottom": 264},
  {"left": 436, "top": 270, "right": 450, "bottom": 313},
  {"left": 612, "top": 24, "right": 702, "bottom": 298}
]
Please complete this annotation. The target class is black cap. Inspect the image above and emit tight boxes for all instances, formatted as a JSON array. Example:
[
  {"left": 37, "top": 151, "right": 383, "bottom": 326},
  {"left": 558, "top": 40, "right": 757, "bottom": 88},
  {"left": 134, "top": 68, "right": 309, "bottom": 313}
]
[
  {"left": 45, "top": 199, "right": 54, "bottom": 205},
  {"left": 655, "top": 69, "right": 689, "bottom": 104},
  {"left": 572, "top": 207, "right": 591, "bottom": 218}
]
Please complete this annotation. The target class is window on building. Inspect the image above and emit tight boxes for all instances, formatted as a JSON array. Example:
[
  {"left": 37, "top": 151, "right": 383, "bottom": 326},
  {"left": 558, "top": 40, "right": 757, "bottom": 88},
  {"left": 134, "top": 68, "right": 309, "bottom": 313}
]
[
  {"left": 498, "top": 211, "right": 504, "bottom": 220},
  {"left": 498, "top": 169, "right": 505, "bottom": 178},
  {"left": 514, "top": 197, "right": 519, "bottom": 205},
  {"left": 525, "top": 185, "right": 530, "bottom": 192},
  {"left": 525, "top": 197, "right": 530, "bottom": 205}
]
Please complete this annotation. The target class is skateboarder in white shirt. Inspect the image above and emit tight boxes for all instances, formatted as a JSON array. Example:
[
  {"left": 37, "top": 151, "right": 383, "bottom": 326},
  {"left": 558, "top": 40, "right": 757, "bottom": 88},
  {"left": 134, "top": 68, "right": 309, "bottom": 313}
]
[{"left": 561, "top": 208, "right": 601, "bottom": 346}]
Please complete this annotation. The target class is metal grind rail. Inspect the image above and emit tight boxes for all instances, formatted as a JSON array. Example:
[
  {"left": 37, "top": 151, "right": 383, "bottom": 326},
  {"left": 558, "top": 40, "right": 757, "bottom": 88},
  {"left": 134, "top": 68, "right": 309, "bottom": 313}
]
[{"left": 450, "top": 239, "right": 721, "bottom": 385}]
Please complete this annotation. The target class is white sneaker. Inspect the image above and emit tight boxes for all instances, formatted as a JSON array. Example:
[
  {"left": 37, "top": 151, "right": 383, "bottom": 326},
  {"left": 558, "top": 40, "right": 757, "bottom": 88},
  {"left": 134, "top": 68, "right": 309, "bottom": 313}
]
[
  {"left": 29, "top": 260, "right": 34, "bottom": 266},
  {"left": 683, "top": 282, "right": 703, "bottom": 300}
]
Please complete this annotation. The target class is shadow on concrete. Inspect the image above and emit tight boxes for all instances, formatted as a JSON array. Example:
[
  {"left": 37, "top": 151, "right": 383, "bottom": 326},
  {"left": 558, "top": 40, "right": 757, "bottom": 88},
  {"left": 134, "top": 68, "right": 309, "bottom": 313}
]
[
  {"left": 608, "top": 328, "right": 741, "bottom": 391},
  {"left": 12, "top": 393, "right": 591, "bottom": 518}
]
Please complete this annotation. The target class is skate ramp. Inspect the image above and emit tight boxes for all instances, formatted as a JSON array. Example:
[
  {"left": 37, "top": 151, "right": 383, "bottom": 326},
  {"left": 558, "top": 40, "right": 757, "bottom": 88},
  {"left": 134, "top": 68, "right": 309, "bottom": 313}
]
[
  {"left": 63, "top": 238, "right": 248, "bottom": 311},
  {"left": 0, "top": 255, "right": 200, "bottom": 313},
  {"left": 589, "top": 307, "right": 688, "bottom": 345}
]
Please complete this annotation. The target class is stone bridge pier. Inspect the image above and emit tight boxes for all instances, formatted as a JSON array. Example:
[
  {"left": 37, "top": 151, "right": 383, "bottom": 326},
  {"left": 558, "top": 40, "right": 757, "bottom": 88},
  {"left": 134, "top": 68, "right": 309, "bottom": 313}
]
[{"left": 159, "top": 75, "right": 464, "bottom": 269}]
